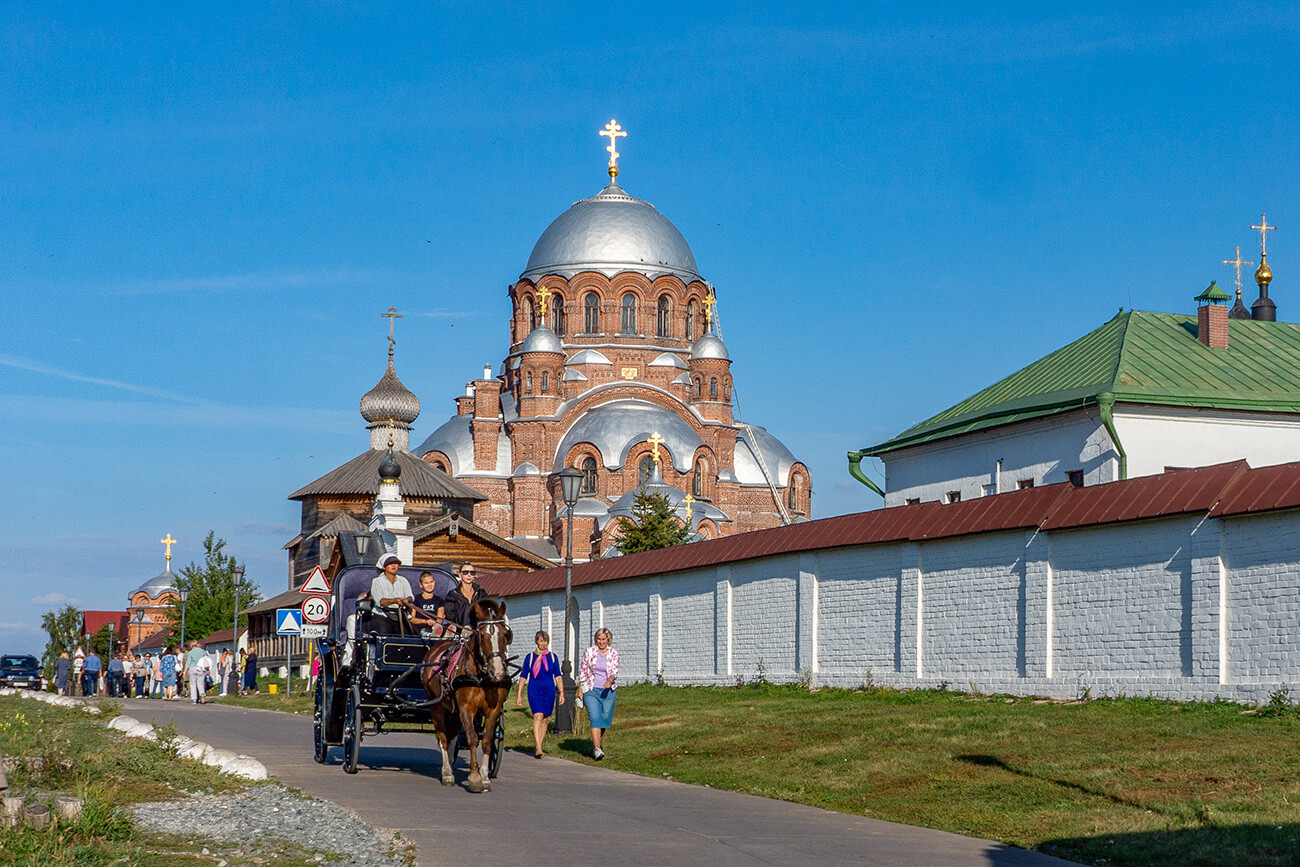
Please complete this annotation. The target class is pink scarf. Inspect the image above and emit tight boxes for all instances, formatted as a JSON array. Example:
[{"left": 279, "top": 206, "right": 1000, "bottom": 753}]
[{"left": 531, "top": 652, "right": 547, "bottom": 678}]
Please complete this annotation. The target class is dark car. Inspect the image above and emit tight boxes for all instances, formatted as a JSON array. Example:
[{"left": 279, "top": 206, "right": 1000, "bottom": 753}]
[{"left": 0, "top": 654, "right": 41, "bottom": 690}]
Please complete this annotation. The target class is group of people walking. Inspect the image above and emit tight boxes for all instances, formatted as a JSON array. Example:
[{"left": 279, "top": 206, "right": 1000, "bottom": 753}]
[
  {"left": 516, "top": 626, "right": 620, "bottom": 761},
  {"left": 52, "top": 643, "right": 260, "bottom": 700}
]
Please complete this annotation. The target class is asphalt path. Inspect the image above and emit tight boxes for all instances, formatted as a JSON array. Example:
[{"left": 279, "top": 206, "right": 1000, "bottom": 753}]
[{"left": 118, "top": 697, "right": 1076, "bottom": 867}]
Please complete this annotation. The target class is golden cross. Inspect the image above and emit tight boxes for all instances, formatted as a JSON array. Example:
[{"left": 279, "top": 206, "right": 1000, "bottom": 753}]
[
  {"left": 1252, "top": 214, "right": 1277, "bottom": 257},
  {"left": 160, "top": 533, "right": 177, "bottom": 563},
  {"left": 682, "top": 492, "right": 695, "bottom": 525},
  {"left": 600, "top": 119, "right": 627, "bottom": 179},
  {"left": 703, "top": 291, "right": 718, "bottom": 331},
  {"left": 536, "top": 285, "right": 552, "bottom": 319},
  {"left": 1223, "top": 246, "right": 1254, "bottom": 295},
  {"left": 648, "top": 431, "right": 664, "bottom": 467},
  {"left": 382, "top": 306, "right": 403, "bottom": 351}
]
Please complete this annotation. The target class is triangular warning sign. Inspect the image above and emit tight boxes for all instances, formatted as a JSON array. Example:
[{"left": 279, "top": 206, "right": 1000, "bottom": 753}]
[{"left": 300, "top": 566, "right": 331, "bottom": 595}]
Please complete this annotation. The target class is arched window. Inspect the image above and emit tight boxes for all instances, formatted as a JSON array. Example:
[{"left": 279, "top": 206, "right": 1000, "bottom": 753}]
[
  {"left": 724, "top": 378, "right": 732, "bottom": 401},
  {"left": 525, "top": 371, "right": 533, "bottom": 394},
  {"left": 638, "top": 455, "right": 655, "bottom": 484},
  {"left": 693, "top": 457, "right": 706, "bottom": 497},
  {"left": 693, "top": 377, "right": 701, "bottom": 398},
  {"left": 621, "top": 293, "right": 637, "bottom": 334},
  {"left": 686, "top": 299, "right": 697, "bottom": 341},
  {"left": 525, "top": 296, "right": 536, "bottom": 333},
  {"left": 584, "top": 292, "right": 600, "bottom": 334},
  {"left": 788, "top": 476, "right": 800, "bottom": 510},
  {"left": 709, "top": 377, "right": 718, "bottom": 399},
  {"left": 540, "top": 371, "right": 549, "bottom": 394},
  {"left": 581, "top": 457, "right": 598, "bottom": 494},
  {"left": 552, "top": 296, "right": 565, "bottom": 337},
  {"left": 656, "top": 296, "right": 671, "bottom": 337}
]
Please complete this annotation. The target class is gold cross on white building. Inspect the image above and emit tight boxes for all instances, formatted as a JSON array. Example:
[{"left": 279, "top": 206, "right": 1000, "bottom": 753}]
[
  {"left": 600, "top": 119, "right": 627, "bottom": 179},
  {"left": 648, "top": 430, "right": 664, "bottom": 466},
  {"left": 160, "top": 533, "right": 177, "bottom": 563}
]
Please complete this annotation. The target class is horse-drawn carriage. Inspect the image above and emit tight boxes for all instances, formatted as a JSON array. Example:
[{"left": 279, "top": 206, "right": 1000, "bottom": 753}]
[{"left": 312, "top": 563, "right": 515, "bottom": 791}]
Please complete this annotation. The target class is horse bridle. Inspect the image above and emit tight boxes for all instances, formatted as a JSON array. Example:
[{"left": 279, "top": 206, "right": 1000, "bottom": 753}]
[{"left": 471, "top": 616, "right": 514, "bottom": 682}]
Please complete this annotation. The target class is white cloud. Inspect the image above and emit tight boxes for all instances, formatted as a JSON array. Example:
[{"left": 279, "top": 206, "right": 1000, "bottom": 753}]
[
  {"left": 30, "top": 593, "right": 78, "bottom": 606},
  {"left": 0, "top": 354, "right": 205, "bottom": 405},
  {"left": 0, "top": 622, "right": 42, "bottom": 634}
]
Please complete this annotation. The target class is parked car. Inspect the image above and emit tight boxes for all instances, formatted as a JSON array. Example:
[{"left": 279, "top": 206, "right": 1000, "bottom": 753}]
[{"left": 0, "top": 654, "right": 42, "bottom": 690}]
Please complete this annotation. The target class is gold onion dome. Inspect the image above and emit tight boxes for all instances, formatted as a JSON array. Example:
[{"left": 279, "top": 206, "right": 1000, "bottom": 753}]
[
  {"left": 360, "top": 348, "right": 421, "bottom": 425},
  {"left": 1256, "top": 254, "right": 1273, "bottom": 286}
]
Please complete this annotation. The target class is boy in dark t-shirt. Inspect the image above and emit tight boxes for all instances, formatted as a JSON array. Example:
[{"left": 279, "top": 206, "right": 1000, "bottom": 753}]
[{"left": 407, "top": 572, "right": 446, "bottom": 637}]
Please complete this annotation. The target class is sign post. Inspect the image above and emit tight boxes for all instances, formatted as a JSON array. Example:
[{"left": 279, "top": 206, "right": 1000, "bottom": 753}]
[{"left": 277, "top": 608, "right": 302, "bottom": 696}]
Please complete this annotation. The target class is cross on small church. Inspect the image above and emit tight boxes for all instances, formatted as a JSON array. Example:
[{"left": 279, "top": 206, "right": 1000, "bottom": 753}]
[
  {"left": 536, "top": 285, "right": 552, "bottom": 318},
  {"left": 1223, "top": 246, "right": 1254, "bottom": 295},
  {"left": 600, "top": 119, "right": 626, "bottom": 179},
  {"left": 382, "top": 306, "right": 403, "bottom": 350},
  {"left": 1252, "top": 214, "right": 1277, "bottom": 257},
  {"left": 703, "top": 292, "right": 718, "bottom": 331},
  {"left": 160, "top": 533, "right": 177, "bottom": 563},
  {"left": 648, "top": 431, "right": 664, "bottom": 467},
  {"left": 681, "top": 492, "right": 695, "bottom": 525}
]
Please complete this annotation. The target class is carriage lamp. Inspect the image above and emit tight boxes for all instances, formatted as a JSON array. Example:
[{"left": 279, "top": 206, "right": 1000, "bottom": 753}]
[
  {"left": 354, "top": 533, "right": 369, "bottom": 557},
  {"left": 556, "top": 466, "right": 584, "bottom": 733}
]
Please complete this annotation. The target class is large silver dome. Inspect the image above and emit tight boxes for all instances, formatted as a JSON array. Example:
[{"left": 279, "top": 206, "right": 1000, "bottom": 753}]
[{"left": 522, "top": 182, "right": 701, "bottom": 282}]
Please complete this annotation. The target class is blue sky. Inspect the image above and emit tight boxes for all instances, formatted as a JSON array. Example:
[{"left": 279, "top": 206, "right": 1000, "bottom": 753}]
[{"left": 2, "top": 2, "right": 1297, "bottom": 643}]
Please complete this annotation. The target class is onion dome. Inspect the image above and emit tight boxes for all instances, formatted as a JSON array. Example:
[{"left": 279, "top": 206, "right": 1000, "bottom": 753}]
[
  {"left": 378, "top": 449, "right": 402, "bottom": 481},
  {"left": 360, "top": 345, "right": 421, "bottom": 426},
  {"left": 690, "top": 333, "right": 730, "bottom": 361},
  {"left": 522, "top": 181, "right": 700, "bottom": 282},
  {"left": 520, "top": 325, "right": 564, "bottom": 354},
  {"left": 1257, "top": 253, "right": 1273, "bottom": 287}
]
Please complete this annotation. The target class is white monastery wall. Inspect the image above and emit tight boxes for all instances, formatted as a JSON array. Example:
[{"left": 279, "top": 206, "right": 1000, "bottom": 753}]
[
  {"left": 507, "top": 508, "right": 1300, "bottom": 703},
  {"left": 881, "top": 410, "right": 1116, "bottom": 507},
  {"left": 1116, "top": 406, "right": 1300, "bottom": 478}
]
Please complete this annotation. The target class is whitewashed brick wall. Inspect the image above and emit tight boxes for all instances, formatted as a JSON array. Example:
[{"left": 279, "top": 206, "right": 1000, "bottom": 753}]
[{"left": 502, "top": 509, "right": 1300, "bottom": 702}]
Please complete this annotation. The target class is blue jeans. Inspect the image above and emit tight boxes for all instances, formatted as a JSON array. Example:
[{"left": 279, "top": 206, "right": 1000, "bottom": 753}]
[{"left": 582, "top": 688, "right": 617, "bottom": 729}]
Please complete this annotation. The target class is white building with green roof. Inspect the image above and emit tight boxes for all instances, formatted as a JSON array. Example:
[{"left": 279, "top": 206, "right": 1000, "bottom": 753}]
[{"left": 852, "top": 300, "right": 1300, "bottom": 507}]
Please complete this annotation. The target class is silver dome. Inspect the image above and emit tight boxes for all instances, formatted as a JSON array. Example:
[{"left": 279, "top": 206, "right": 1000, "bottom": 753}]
[
  {"left": 690, "top": 333, "right": 730, "bottom": 361},
  {"left": 522, "top": 182, "right": 701, "bottom": 282},
  {"left": 520, "top": 326, "right": 564, "bottom": 354},
  {"left": 360, "top": 349, "right": 421, "bottom": 425},
  {"left": 734, "top": 425, "right": 798, "bottom": 486},
  {"left": 555, "top": 399, "right": 702, "bottom": 472},
  {"left": 415, "top": 415, "right": 512, "bottom": 476},
  {"left": 605, "top": 465, "right": 730, "bottom": 530},
  {"left": 567, "top": 349, "right": 613, "bottom": 366},
  {"left": 132, "top": 565, "right": 177, "bottom": 599}
]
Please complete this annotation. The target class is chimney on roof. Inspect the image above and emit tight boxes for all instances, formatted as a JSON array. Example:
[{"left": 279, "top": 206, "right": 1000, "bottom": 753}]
[{"left": 1196, "top": 281, "right": 1230, "bottom": 349}]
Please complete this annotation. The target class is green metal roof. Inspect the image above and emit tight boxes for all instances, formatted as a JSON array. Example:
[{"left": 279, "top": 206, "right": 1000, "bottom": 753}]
[
  {"left": 1196, "top": 281, "right": 1231, "bottom": 302},
  {"left": 863, "top": 310, "right": 1300, "bottom": 455}
]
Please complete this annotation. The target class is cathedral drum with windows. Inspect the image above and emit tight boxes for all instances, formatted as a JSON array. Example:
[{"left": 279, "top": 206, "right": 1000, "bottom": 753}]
[{"left": 415, "top": 127, "right": 810, "bottom": 561}]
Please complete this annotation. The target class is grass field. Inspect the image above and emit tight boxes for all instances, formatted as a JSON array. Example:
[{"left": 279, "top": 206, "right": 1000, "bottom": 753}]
[{"left": 500, "top": 683, "right": 1300, "bottom": 866}]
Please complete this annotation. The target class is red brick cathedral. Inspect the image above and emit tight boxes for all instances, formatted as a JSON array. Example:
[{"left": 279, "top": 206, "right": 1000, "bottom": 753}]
[{"left": 415, "top": 127, "right": 810, "bottom": 561}]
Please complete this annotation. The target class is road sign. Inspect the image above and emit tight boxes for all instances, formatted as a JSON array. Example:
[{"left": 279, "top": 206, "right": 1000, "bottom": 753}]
[
  {"left": 302, "top": 594, "right": 330, "bottom": 624},
  {"left": 301, "top": 624, "right": 327, "bottom": 639},
  {"left": 276, "top": 608, "right": 302, "bottom": 635},
  {"left": 300, "top": 566, "right": 331, "bottom": 595}
]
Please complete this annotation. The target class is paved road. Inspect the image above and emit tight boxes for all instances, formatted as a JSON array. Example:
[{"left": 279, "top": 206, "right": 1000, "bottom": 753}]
[{"left": 118, "top": 698, "right": 1075, "bottom": 867}]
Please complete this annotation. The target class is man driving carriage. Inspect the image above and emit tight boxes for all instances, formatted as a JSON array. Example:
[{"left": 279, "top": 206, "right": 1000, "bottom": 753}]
[{"left": 369, "top": 553, "right": 414, "bottom": 635}]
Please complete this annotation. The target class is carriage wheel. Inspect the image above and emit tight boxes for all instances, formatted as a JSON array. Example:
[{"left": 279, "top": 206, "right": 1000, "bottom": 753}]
[
  {"left": 342, "top": 683, "right": 362, "bottom": 774},
  {"left": 487, "top": 716, "right": 505, "bottom": 779},
  {"left": 312, "top": 675, "right": 327, "bottom": 764}
]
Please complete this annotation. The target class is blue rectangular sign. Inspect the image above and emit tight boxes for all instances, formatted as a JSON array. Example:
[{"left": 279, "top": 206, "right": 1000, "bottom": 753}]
[{"left": 276, "top": 608, "right": 302, "bottom": 635}]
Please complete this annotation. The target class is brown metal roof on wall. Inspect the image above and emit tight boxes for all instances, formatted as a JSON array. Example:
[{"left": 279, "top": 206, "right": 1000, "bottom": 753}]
[
  {"left": 1209, "top": 460, "right": 1300, "bottom": 517},
  {"left": 481, "top": 459, "right": 1300, "bottom": 599},
  {"left": 1041, "top": 460, "right": 1249, "bottom": 531}
]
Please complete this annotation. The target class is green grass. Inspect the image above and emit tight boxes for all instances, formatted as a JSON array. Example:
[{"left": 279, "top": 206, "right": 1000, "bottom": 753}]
[
  {"left": 498, "top": 684, "right": 1300, "bottom": 866},
  {"left": 0, "top": 696, "right": 353, "bottom": 866}
]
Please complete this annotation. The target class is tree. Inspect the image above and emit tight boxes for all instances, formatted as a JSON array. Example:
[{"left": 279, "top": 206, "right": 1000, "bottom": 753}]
[
  {"left": 164, "top": 532, "right": 262, "bottom": 645},
  {"left": 612, "top": 488, "right": 693, "bottom": 554},
  {"left": 40, "top": 604, "right": 82, "bottom": 672}
]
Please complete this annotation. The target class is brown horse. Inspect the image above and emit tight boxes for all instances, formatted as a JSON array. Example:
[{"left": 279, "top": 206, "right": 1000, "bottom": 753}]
[{"left": 421, "top": 597, "right": 512, "bottom": 792}]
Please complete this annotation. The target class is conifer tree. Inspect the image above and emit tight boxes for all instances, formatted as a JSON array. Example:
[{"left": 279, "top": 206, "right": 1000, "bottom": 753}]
[
  {"left": 165, "top": 532, "right": 262, "bottom": 644},
  {"left": 612, "top": 489, "right": 693, "bottom": 554}
]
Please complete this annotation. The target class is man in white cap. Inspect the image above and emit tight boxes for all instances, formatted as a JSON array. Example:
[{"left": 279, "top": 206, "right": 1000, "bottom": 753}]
[{"left": 369, "top": 554, "right": 414, "bottom": 635}]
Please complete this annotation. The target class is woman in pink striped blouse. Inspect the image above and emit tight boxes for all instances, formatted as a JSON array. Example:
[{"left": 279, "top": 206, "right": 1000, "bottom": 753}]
[{"left": 577, "top": 628, "right": 619, "bottom": 760}]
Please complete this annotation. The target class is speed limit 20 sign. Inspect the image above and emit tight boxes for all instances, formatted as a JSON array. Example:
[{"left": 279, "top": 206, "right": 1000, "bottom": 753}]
[{"left": 301, "top": 595, "right": 331, "bottom": 624}]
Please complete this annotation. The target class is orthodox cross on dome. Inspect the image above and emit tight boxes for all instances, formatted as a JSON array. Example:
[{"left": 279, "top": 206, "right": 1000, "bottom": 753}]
[
  {"left": 648, "top": 431, "right": 664, "bottom": 467},
  {"left": 1252, "top": 214, "right": 1277, "bottom": 257},
  {"left": 536, "top": 285, "right": 552, "bottom": 318},
  {"left": 681, "top": 492, "right": 695, "bottom": 525},
  {"left": 1223, "top": 246, "right": 1254, "bottom": 297},
  {"left": 600, "top": 119, "right": 627, "bottom": 180},
  {"left": 382, "top": 306, "right": 403, "bottom": 355},
  {"left": 703, "top": 291, "right": 718, "bottom": 332},
  {"left": 160, "top": 533, "right": 177, "bottom": 565}
]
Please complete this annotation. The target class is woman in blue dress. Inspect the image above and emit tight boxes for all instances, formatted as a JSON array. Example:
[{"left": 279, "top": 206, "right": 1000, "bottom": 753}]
[
  {"left": 160, "top": 646, "right": 178, "bottom": 700},
  {"left": 515, "top": 631, "right": 563, "bottom": 758}
]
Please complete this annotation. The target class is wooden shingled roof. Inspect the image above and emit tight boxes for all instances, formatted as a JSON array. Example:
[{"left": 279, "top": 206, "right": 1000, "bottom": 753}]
[
  {"left": 288, "top": 450, "right": 488, "bottom": 502},
  {"left": 479, "top": 460, "right": 1300, "bottom": 598}
]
